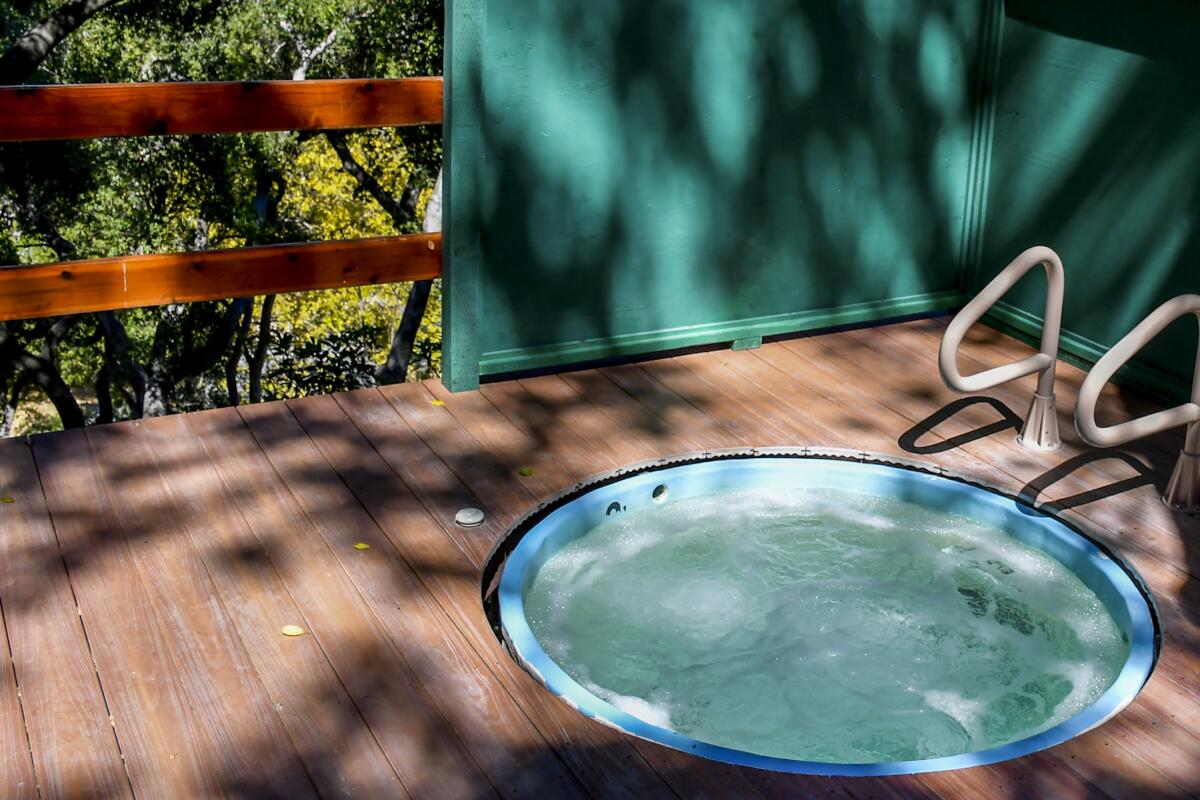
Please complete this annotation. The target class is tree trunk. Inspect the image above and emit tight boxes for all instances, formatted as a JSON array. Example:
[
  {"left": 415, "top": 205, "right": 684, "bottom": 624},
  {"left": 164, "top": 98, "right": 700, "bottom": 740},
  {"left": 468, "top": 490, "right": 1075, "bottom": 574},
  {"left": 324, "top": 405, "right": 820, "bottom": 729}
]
[
  {"left": 0, "top": 376, "right": 17, "bottom": 438},
  {"left": 7, "top": 350, "right": 84, "bottom": 428},
  {"left": 248, "top": 295, "right": 275, "bottom": 404},
  {"left": 94, "top": 363, "right": 113, "bottom": 425},
  {"left": 0, "top": 0, "right": 127, "bottom": 84},
  {"left": 97, "top": 311, "right": 150, "bottom": 418},
  {"left": 377, "top": 168, "right": 441, "bottom": 385},
  {"left": 226, "top": 301, "right": 253, "bottom": 406}
]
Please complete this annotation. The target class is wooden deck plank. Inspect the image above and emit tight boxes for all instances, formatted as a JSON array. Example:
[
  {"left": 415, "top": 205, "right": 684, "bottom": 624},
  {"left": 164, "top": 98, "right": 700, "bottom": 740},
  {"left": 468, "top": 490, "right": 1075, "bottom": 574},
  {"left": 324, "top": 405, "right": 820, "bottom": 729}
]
[
  {"left": 136, "top": 414, "right": 408, "bottom": 798},
  {"left": 184, "top": 406, "right": 496, "bottom": 800},
  {"left": 0, "top": 438, "right": 127, "bottom": 799},
  {"left": 240, "top": 399, "right": 590, "bottom": 800},
  {"left": 84, "top": 422, "right": 318, "bottom": 798},
  {"left": 0, "top": 580, "right": 35, "bottom": 800},
  {"left": 299, "top": 390, "right": 684, "bottom": 799},
  {"left": 1, "top": 318, "right": 1196, "bottom": 799},
  {"left": 31, "top": 430, "right": 224, "bottom": 797}
]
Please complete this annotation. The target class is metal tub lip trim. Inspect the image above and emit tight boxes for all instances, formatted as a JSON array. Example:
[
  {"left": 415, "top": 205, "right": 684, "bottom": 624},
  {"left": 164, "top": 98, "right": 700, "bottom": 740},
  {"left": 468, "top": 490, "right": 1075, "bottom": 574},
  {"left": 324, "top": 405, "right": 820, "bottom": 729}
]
[{"left": 491, "top": 448, "right": 1160, "bottom": 777}]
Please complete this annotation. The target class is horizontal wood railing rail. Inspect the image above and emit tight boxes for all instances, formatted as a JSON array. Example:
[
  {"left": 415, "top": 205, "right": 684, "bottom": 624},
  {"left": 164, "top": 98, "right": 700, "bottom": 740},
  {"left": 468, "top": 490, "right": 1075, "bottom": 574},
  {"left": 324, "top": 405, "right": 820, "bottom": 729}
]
[
  {"left": 0, "top": 76, "right": 444, "bottom": 320},
  {"left": 0, "top": 234, "right": 441, "bottom": 320},
  {"left": 0, "top": 77, "right": 443, "bottom": 142}
]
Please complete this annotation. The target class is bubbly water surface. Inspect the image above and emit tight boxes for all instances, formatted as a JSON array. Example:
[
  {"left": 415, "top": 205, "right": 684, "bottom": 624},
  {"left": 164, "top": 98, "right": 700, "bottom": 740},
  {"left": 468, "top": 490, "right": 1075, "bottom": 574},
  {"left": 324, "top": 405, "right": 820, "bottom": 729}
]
[{"left": 523, "top": 488, "right": 1130, "bottom": 763}]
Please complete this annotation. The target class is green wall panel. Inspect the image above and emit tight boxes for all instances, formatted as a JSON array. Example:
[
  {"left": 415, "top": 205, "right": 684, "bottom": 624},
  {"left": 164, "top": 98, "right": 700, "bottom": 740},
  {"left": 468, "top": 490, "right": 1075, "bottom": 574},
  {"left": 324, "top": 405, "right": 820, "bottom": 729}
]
[
  {"left": 978, "top": 0, "right": 1200, "bottom": 402},
  {"left": 446, "top": 0, "right": 987, "bottom": 380},
  {"left": 445, "top": 0, "right": 1199, "bottom": 400}
]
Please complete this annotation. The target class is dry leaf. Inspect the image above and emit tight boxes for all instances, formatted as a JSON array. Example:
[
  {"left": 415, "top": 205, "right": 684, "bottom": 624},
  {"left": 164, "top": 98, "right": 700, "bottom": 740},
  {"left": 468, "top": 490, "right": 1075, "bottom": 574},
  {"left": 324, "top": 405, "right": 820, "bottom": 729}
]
[
  {"left": 281, "top": 625, "right": 305, "bottom": 637},
  {"left": 0, "top": 497, "right": 13, "bottom": 504},
  {"left": 354, "top": 542, "right": 371, "bottom": 551},
  {"left": 430, "top": 399, "right": 446, "bottom": 407},
  {"left": 518, "top": 467, "right": 534, "bottom": 477}
]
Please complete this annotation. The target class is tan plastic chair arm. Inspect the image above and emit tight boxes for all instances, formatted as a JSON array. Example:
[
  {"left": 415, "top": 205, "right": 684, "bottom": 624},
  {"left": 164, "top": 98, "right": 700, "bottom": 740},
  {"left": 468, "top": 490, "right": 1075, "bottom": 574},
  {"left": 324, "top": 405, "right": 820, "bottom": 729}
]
[
  {"left": 940, "top": 246, "right": 1065, "bottom": 396},
  {"left": 1076, "top": 294, "right": 1200, "bottom": 449}
]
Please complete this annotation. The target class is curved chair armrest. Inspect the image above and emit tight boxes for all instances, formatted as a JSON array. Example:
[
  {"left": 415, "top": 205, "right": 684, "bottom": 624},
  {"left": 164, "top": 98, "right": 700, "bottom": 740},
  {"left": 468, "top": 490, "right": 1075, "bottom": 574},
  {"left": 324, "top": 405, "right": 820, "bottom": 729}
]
[
  {"left": 939, "top": 246, "right": 1065, "bottom": 396},
  {"left": 1076, "top": 294, "right": 1200, "bottom": 449}
]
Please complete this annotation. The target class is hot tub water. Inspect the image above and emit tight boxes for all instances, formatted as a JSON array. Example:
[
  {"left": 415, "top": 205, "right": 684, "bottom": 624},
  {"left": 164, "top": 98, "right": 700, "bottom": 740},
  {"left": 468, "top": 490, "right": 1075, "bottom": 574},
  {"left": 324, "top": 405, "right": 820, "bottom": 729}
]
[{"left": 523, "top": 487, "right": 1129, "bottom": 764}]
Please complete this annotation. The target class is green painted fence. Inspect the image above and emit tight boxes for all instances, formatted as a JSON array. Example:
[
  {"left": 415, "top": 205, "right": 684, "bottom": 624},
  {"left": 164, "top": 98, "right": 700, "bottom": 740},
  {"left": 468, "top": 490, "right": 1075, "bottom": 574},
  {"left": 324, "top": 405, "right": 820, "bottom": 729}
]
[{"left": 443, "top": 0, "right": 1199, "bottom": 402}]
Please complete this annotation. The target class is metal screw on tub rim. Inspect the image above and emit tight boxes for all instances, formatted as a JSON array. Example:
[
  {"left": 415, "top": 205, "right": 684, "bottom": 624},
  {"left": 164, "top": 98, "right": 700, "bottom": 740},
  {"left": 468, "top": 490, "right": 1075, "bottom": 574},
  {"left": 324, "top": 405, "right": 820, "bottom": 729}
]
[{"left": 455, "top": 507, "right": 486, "bottom": 528}]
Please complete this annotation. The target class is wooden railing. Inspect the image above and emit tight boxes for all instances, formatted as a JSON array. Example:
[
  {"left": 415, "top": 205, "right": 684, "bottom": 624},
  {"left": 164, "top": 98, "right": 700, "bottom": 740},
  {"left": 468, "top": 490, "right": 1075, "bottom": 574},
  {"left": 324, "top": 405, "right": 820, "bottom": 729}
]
[{"left": 0, "top": 77, "right": 442, "bottom": 321}]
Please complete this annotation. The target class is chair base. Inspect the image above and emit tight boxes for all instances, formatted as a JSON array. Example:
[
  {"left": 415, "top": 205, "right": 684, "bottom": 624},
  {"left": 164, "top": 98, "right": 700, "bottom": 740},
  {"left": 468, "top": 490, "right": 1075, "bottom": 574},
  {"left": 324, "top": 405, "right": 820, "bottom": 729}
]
[
  {"left": 1017, "top": 392, "right": 1061, "bottom": 451},
  {"left": 1163, "top": 449, "right": 1200, "bottom": 514}
]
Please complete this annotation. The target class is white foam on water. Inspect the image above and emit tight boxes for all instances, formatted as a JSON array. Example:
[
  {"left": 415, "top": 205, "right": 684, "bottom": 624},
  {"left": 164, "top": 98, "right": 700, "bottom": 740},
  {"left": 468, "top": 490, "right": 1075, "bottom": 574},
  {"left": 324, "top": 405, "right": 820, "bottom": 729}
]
[{"left": 586, "top": 682, "right": 674, "bottom": 729}]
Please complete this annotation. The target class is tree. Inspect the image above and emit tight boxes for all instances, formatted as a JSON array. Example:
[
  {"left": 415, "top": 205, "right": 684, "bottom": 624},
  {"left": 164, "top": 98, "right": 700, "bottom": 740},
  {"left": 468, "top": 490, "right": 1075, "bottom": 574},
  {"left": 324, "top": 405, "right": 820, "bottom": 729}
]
[{"left": 0, "top": 0, "right": 444, "bottom": 436}]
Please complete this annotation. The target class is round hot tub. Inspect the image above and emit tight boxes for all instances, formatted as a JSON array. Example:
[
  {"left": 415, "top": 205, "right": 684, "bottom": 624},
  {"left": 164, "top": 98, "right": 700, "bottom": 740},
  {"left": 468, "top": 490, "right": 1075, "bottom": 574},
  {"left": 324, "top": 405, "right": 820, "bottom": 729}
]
[{"left": 492, "top": 450, "right": 1158, "bottom": 776}]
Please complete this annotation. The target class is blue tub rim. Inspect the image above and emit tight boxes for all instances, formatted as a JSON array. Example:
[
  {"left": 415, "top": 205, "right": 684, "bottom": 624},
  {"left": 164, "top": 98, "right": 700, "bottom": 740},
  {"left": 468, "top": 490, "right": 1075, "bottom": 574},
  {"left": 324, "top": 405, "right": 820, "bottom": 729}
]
[{"left": 487, "top": 447, "right": 1161, "bottom": 777}]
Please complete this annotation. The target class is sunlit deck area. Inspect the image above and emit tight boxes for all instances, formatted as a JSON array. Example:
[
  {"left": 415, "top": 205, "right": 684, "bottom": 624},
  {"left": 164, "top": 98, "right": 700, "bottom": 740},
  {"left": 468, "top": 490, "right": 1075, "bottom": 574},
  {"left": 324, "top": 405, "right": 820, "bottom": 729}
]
[{"left": 0, "top": 316, "right": 1195, "bottom": 799}]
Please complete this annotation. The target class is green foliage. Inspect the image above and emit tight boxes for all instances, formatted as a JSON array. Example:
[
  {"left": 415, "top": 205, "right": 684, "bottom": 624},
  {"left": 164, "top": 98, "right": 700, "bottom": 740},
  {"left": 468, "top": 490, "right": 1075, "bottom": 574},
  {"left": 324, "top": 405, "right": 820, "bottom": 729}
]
[
  {"left": 265, "top": 324, "right": 384, "bottom": 399},
  {"left": 0, "top": 0, "right": 444, "bottom": 435}
]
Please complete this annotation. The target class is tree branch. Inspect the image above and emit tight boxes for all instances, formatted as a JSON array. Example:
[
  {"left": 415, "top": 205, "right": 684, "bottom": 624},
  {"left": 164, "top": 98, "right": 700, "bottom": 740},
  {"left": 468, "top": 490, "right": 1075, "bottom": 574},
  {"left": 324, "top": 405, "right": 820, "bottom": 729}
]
[
  {"left": 324, "top": 131, "right": 420, "bottom": 226},
  {"left": 4, "top": 348, "right": 84, "bottom": 428},
  {"left": 0, "top": 0, "right": 127, "bottom": 84}
]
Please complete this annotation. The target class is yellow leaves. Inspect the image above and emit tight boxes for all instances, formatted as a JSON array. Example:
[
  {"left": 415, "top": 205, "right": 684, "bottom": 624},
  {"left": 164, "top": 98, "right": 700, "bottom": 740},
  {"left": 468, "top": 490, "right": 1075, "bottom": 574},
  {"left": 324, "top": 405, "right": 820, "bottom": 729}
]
[
  {"left": 353, "top": 542, "right": 371, "bottom": 551},
  {"left": 0, "top": 496, "right": 13, "bottom": 504},
  {"left": 278, "top": 133, "right": 404, "bottom": 243},
  {"left": 280, "top": 625, "right": 305, "bottom": 637},
  {"left": 429, "top": 399, "right": 446, "bottom": 407},
  {"left": 518, "top": 467, "right": 535, "bottom": 478}
]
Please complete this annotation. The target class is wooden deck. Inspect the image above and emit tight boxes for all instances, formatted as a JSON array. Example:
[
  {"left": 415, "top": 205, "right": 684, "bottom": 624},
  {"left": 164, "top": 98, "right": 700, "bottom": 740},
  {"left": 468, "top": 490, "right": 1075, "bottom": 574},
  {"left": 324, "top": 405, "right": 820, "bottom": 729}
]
[{"left": 0, "top": 317, "right": 1197, "bottom": 799}]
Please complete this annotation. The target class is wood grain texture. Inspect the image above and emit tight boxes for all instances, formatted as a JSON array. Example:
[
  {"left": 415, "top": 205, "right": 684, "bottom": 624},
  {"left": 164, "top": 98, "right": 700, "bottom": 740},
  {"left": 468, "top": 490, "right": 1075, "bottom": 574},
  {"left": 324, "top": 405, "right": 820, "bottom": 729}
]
[
  {"left": 185, "top": 406, "right": 495, "bottom": 800},
  {"left": 240, "top": 399, "right": 586, "bottom": 800},
  {"left": 0, "top": 438, "right": 129, "bottom": 799},
  {"left": 0, "top": 594, "right": 35, "bottom": 800},
  {"left": 294, "top": 391, "right": 675, "bottom": 799},
  {"left": 83, "top": 422, "right": 317, "bottom": 799},
  {"left": 0, "top": 78, "right": 442, "bottom": 142},
  {"left": 32, "top": 430, "right": 222, "bottom": 797},
  {"left": 135, "top": 414, "right": 408, "bottom": 798},
  {"left": 2, "top": 320, "right": 1196, "bottom": 799},
  {"left": 0, "top": 233, "right": 441, "bottom": 321}
]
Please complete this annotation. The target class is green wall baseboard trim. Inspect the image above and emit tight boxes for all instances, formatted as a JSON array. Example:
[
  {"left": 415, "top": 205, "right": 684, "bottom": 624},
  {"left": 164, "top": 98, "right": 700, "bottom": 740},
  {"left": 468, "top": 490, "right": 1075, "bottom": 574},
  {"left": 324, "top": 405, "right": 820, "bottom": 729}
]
[
  {"left": 479, "top": 291, "right": 963, "bottom": 376},
  {"left": 983, "top": 301, "right": 1191, "bottom": 405}
]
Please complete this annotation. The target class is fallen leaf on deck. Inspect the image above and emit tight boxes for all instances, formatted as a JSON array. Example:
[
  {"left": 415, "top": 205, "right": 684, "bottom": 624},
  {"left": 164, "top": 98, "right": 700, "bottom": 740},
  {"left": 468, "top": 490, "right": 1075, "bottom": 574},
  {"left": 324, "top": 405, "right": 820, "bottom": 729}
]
[
  {"left": 281, "top": 625, "right": 305, "bottom": 637},
  {"left": 518, "top": 467, "right": 534, "bottom": 477},
  {"left": 430, "top": 399, "right": 446, "bottom": 407},
  {"left": 354, "top": 542, "right": 371, "bottom": 550},
  {"left": 0, "top": 497, "right": 13, "bottom": 504}
]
